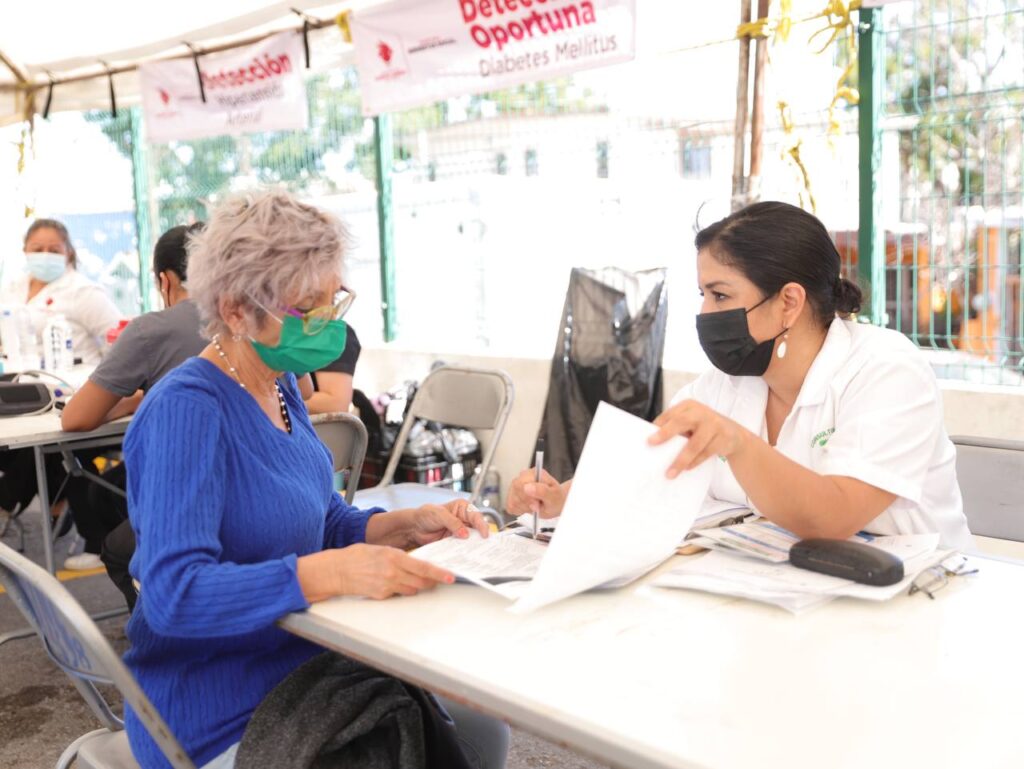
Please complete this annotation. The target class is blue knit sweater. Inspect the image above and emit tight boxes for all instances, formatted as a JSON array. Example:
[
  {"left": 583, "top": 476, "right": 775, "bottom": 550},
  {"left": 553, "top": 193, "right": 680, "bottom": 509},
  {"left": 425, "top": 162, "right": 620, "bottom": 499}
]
[{"left": 122, "top": 358, "right": 379, "bottom": 768}]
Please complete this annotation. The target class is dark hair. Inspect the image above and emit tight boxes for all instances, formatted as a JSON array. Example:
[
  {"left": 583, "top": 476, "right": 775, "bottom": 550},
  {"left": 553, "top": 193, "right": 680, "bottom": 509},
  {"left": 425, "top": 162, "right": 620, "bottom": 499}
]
[
  {"left": 24, "top": 218, "right": 77, "bottom": 267},
  {"left": 153, "top": 222, "right": 204, "bottom": 282},
  {"left": 694, "top": 201, "right": 862, "bottom": 326}
]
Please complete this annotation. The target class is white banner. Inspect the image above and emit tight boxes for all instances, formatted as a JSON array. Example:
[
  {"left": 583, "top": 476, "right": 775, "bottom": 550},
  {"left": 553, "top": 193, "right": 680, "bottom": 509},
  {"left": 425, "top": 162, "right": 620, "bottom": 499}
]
[
  {"left": 350, "top": 0, "right": 636, "bottom": 116},
  {"left": 139, "top": 32, "right": 308, "bottom": 143}
]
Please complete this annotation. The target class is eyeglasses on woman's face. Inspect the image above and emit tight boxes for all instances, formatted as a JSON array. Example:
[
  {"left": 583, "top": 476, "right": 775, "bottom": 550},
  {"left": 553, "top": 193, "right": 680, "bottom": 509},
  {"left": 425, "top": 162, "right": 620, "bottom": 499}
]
[{"left": 281, "top": 287, "right": 356, "bottom": 335}]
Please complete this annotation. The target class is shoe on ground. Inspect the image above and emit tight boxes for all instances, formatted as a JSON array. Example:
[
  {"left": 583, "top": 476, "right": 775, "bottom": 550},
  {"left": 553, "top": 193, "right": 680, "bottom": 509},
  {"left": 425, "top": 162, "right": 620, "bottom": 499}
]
[{"left": 64, "top": 553, "right": 103, "bottom": 571}]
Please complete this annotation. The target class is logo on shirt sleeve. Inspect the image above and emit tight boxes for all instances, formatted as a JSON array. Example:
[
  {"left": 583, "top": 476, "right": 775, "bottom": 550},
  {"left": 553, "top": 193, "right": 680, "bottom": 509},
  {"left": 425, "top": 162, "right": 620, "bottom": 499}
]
[{"left": 811, "top": 427, "right": 835, "bottom": 448}]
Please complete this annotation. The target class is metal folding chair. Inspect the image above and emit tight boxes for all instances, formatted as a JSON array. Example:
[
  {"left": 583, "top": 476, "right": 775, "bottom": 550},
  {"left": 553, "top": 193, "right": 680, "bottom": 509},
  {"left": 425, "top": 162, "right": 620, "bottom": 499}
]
[
  {"left": 0, "top": 541, "right": 195, "bottom": 769},
  {"left": 951, "top": 436, "right": 1024, "bottom": 542},
  {"left": 0, "top": 500, "right": 26, "bottom": 552},
  {"left": 311, "top": 412, "right": 368, "bottom": 505},
  {"left": 354, "top": 366, "right": 514, "bottom": 526}
]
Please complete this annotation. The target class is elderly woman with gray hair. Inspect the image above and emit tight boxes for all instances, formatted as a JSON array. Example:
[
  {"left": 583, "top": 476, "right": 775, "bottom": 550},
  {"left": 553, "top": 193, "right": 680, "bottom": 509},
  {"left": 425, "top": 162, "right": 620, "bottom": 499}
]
[{"left": 121, "top": 192, "right": 508, "bottom": 769}]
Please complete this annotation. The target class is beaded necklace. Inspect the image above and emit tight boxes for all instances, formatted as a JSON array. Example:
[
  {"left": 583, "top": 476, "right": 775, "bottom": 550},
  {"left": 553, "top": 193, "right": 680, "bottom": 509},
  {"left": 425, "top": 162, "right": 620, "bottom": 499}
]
[{"left": 211, "top": 334, "right": 291, "bottom": 433}]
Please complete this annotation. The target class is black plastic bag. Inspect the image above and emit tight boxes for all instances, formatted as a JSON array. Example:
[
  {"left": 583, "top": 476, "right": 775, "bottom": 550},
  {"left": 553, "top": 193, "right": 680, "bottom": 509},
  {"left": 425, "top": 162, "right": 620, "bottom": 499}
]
[{"left": 536, "top": 267, "right": 668, "bottom": 481}]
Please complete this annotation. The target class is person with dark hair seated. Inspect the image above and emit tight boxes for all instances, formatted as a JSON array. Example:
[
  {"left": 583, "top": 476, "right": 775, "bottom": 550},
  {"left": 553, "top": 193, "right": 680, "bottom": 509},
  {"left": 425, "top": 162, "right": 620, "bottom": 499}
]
[
  {"left": 60, "top": 223, "right": 207, "bottom": 574},
  {"left": 508, "top": 201, "right": 971, "bottom": 551}
]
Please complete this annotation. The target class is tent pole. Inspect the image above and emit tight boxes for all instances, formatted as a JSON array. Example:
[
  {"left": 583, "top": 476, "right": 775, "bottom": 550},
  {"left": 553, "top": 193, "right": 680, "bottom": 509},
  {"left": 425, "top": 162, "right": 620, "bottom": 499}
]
[
  {"left": 731, "top": 0, "right": 752, "bottom": 211},
  {"left": 0, "top": 48, "right": 28, "bottom": 84},
  {"left": 0, "top": 16, "right": 338, "bottom": 96}
]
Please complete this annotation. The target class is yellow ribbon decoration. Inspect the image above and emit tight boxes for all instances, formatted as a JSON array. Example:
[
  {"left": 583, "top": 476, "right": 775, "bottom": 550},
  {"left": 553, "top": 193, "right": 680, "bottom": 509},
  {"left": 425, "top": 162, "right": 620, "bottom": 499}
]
[
  {"left": 776, "top": 0, "right": 793, "bottom": 43},
  {"left": 16, "top": 123, "right": 35, "bottom": 220},
  {"left": 737, "top": 17, "right": 774, "bottom": 40},
  {"left": 816, "top": 0, "right": 863, "bottom": 136},
  {"left": 665, "top": 0, "right": 861, "bottom": 56},
  {"left": 777, "top": 100, "right": 817, "bottom": 213},
  {"left": 736, "top": 0, "right": 794, "bottom": 43},
  {"left": 336, "top": 10, "right": 353, "bottom": 44},
  {"left": 809, "top": 0, "right": 862, "bottom": 54}
]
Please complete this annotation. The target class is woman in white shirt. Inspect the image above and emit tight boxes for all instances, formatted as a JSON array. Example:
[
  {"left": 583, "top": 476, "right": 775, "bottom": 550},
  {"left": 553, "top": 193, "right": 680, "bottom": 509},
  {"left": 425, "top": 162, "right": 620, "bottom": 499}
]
[
  {"left": 2, "top": 218, "right": 121, "bottom": 366},
  {"left": 0, "top": 219, "right": 120, "bottom": 521},
  {"left": 507, "top": 202, "right": 971, "bottom": 550}
]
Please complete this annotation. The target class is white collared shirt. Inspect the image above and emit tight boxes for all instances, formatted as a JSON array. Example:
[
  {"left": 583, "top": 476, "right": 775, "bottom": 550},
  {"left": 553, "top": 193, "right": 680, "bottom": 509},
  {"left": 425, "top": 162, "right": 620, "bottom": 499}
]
[
  {"left": 1, "top": 270, "right": 121, "bottom": 366},
  {"left": 675, "top": 318, "right": 972, "bottom": 550}
]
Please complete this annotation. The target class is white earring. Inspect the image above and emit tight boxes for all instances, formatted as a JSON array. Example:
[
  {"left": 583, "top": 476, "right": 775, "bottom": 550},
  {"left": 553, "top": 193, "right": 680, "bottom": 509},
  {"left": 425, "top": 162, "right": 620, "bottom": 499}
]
[
  {"left": 231, "top": 333, "right": 242, "bottom": 342},
  {"left": 777, "top": 332, "right": 789, "bottom": 360}
]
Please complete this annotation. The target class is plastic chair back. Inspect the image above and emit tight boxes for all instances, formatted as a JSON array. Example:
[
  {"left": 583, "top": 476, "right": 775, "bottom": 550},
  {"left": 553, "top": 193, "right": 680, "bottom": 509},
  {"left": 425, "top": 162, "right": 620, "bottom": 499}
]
[
  {"left": 952, "top": 436, "right": 1024, "bottom": 541},
  {"left": 311, "top": 412, "right": 368, "bottom": 504},
  {"left": 0, "top": 541, "right": 195, "bottom": 769}
]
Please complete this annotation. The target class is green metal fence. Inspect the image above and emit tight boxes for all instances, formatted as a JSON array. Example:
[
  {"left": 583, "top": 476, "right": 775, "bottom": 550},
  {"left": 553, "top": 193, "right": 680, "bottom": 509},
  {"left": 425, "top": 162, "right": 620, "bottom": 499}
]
[{"left": 880, "top": 0, "right": 1024, "bottom": 383}]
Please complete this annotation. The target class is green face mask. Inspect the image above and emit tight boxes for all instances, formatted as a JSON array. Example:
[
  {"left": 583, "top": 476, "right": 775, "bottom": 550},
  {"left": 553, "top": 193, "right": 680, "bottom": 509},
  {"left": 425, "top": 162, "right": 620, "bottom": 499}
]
[{"left": 251, "top": 313, "right": 348, "bottom": 375}]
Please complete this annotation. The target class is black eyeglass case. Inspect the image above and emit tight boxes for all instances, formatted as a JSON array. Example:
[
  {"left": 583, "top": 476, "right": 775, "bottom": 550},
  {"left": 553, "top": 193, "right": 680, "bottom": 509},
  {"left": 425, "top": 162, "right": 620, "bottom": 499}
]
[{"left": 790, "top": 538, "right": 905, "bottom": 586}]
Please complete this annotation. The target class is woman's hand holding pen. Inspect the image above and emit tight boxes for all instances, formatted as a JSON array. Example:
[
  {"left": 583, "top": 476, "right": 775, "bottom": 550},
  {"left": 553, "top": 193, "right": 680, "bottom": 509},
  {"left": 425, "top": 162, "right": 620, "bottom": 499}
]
[
  {"left": 506, "top": 468, "right": 569, "bottom": 518},
  {"left": 648, "top": 399, "right": 752, "bottom": 477}
]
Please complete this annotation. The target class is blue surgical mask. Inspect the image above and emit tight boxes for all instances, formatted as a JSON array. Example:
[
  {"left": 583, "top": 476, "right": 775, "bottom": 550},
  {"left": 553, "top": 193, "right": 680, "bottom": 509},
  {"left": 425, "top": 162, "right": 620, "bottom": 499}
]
[{"left": 25, "top": 251, "right": 67, "bottom": 284}]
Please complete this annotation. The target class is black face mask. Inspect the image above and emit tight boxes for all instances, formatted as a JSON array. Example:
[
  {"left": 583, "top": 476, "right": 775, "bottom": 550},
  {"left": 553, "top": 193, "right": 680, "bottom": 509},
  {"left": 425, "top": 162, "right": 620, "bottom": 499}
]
[{"left": 696, "top": 295, "right": 785, "bottom": 377}]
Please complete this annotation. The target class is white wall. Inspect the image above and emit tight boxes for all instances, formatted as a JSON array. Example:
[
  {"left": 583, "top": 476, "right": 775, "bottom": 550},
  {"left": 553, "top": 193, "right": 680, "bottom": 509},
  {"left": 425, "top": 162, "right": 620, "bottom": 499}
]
[{"left": 355, "top": 348, "right": 1023, "bottom": 508}]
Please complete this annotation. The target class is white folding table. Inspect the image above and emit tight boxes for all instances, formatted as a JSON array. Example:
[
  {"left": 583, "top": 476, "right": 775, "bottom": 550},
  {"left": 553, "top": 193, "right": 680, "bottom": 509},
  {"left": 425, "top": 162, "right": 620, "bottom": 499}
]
[
  {"left": 0, "top": 413, "right": 130, "bottom": 645},
  {"left": 0, "top": 412, "right": 130, "bottom": 573},
  {"left": 282, "top": 554, "right": 1024, "bottom": 769}
]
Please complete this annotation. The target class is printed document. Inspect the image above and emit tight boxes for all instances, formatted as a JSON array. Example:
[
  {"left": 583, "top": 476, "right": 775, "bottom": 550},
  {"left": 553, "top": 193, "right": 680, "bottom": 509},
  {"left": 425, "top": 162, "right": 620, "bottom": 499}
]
[
  {"left": 510, "top": 401, "right": 713, "bottom": 613},
  {"left": 411, "top": 531, "right": 546, "bottom": 596}
]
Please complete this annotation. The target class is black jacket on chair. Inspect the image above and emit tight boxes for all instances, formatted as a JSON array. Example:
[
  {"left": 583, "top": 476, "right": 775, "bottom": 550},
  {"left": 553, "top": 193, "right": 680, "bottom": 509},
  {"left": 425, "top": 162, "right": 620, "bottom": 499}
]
[{"left": 236, "top": 652, "right": 473, "bottom": 769}]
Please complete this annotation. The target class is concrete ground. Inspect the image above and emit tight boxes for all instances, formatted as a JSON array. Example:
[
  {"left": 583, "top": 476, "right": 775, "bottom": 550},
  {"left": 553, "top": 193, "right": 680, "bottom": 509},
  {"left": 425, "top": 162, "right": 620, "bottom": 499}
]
[{"left": 1, "top": 506, "right": 608, "bottom": 769}]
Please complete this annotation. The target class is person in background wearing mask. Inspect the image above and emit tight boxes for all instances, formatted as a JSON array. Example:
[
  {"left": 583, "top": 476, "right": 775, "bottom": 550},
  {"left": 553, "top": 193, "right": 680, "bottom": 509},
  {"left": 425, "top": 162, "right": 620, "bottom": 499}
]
[
  {"left": 0, "top": 219, "right": 121, "bottom": 532},
  {"left": 121, "top": 192, "right": 508, "bottom": 769},
  {"left": 1, "top": 218, "right": 121, "bottom": 366},
  {"left": 59, "top": 223, "right": 208, "bottom": 573},
  {"left": 506, "top": 202, "right": 971, "bottom": 551}
]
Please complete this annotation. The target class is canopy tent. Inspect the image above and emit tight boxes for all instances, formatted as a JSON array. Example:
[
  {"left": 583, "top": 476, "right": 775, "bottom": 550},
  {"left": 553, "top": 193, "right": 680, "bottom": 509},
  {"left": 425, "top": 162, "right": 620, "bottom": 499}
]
[{"left": 0, "top": 0, "right": 391, "bottom": 125}]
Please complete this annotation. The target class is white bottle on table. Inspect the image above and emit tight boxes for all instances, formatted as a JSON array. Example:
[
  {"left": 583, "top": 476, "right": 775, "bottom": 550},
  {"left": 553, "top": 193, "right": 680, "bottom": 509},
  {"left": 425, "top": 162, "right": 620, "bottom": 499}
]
[
  {"left": 42, "top": 313, "right": 74, "bottom": 372},
  {"left": 21, "top": 308, "right": 41, "bottom": 369},
  {"left": 0, "top": 306, "right": 22, "bottom": 367}
]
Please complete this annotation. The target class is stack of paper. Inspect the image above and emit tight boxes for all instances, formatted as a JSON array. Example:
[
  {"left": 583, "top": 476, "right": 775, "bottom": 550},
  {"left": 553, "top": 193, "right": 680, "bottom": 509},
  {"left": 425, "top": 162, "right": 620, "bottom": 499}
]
[
  {"left": 654, "top": 534, "right": 948, "bottom": 613},
  {"left": 693, "top": 520, "right": 874, "bottom": 563}
]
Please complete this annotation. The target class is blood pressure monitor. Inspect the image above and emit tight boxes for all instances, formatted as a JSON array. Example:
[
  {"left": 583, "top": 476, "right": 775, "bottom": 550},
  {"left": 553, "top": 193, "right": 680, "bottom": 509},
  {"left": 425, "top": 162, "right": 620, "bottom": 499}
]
[{"left": 0, "top": 381, "right": 54, "bottom": 416}]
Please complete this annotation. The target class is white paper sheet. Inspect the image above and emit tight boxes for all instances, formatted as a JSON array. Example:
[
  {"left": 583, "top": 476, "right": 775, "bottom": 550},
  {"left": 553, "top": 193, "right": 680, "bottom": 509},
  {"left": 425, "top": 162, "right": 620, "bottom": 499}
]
[
  {"left": 410, "top": 531, "right": 547, "bottom": 596},
  {"left": 510, "top": 402, "right": 713, "bottom": 613}
]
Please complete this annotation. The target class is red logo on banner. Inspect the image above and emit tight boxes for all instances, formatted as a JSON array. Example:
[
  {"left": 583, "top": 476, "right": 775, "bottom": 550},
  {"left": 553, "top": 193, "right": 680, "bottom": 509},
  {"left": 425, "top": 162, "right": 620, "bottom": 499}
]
[
  {"left": 377, "top": 41, "right": 393, "bottom": 64},
  {"left": 159, "top": 88, "right": 171, "bottom": 105}
]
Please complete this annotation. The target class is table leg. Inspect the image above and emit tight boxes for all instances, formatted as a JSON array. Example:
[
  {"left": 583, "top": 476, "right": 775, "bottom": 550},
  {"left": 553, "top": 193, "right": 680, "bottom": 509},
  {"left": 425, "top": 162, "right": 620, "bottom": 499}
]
[{"left": 33, "top": 444, "right": 55, "bottom": 575}]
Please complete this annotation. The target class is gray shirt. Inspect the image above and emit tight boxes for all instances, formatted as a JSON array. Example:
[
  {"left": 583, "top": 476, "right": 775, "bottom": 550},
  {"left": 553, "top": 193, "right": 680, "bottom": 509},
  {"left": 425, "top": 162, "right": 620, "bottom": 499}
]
[{"left": 89, "top": 299, "right": 206, "bottom": 397}]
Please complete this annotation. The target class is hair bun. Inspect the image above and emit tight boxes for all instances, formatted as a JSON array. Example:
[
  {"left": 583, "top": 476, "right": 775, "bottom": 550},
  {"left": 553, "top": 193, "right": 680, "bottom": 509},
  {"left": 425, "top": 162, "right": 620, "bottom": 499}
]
[{"left": 834, "top": 276, "right": 863, "bottom": 317}]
